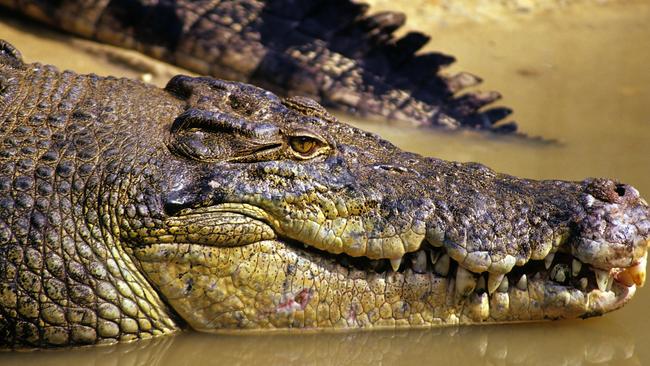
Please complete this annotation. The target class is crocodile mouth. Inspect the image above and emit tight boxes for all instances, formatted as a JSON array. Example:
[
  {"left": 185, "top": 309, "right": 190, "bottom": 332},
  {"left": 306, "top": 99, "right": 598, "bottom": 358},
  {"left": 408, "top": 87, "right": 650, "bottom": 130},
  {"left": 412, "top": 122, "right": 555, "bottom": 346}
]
[
  {"left": 147, "top": 202, "right": 647, "bottom": 321},
  {"left": 279, "top": 235, "right": 644, "bottom": 319},
  {"left": 306, "top": 237, "right": 645, "bottom": 294}
]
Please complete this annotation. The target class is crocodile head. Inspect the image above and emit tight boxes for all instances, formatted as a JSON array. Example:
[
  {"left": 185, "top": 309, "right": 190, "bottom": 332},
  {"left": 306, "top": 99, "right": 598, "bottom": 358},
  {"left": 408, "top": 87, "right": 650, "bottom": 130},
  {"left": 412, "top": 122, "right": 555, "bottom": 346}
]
[{"left": 120, "top": 75, "right": 649, "bottom": 331}]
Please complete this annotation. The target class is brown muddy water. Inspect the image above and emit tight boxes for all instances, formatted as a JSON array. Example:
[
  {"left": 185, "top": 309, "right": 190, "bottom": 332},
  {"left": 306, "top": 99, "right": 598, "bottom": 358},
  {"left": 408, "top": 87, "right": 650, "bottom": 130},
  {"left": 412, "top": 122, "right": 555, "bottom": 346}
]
[{"left": 1, "top": 1, "right": 650, "bottom": 365}]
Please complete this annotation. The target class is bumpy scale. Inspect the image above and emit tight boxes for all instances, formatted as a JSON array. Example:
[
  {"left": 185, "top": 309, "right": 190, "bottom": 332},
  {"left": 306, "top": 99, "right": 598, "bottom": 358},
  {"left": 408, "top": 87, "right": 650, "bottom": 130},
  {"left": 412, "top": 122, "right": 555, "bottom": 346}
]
[
  {"left": 0, "top": 0, "right": 516, "bottom": 132},
  {"left": 0, "top": 41, "right": 648, "bottom": 348}
]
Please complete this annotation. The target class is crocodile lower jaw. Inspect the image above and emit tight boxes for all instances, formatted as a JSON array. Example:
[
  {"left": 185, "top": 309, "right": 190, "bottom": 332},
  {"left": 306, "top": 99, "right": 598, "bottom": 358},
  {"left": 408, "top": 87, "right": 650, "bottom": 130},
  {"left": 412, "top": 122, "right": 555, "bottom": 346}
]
[
  {"left": 127, "top": 202, "right": 649, "bottom": 329},
  {"left": 131, "top": 235, "right": 642, "bottom": 331}
]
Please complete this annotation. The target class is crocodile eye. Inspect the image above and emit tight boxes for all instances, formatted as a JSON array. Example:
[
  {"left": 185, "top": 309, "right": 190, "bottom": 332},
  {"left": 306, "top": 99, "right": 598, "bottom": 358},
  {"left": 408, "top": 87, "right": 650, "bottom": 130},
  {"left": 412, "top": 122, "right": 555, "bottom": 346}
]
[
  {"left": 290, "top": 137, "right": 316, "bottom": 154},
  {"left": 288, "top": 133, "right": 328, "bottom": 159}
]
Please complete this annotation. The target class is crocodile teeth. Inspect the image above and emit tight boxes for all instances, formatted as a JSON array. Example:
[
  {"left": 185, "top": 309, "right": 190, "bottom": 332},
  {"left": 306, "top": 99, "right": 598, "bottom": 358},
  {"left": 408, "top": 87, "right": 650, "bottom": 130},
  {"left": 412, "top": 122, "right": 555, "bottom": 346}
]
[
  {"left": 434, "top": 254, "right": 450, "bottom": 276},
  {"left": 554, "top": 270, "right": 566, "bottom": 283},
  {"left": 544, "top": 253, "right": 555, "bottom": 269},
  {"left": 412, "top": 251, "right": 427, "bottom": 274},
  {"left": 614, "top": 252, "right": 647, "bottom": 287},
  {"left": 487, "top": 273, "right": 505, "bottom": 294},
  {"left": 470, "top": 292, "right": 490, "bottom": 321},
  {"left": 516, "top": 274, "right": 528, "bottom": 290},
  {"left": 632, "top": 253, "right": 647, "bottom": 286},
  {"left": 390, "top": 258, "right": 402, "bottom": 272},
  {"left": 476, "top": 275, "right": 486, "bottom": 292},
  {"left": 456, "top": 266, "right": 477, "bottom": 296},
  {"left": 572, "top": 259, "right": 582, "bottom": 276},
  {"left": 595, "top": 269, "right": 610, "bottom": 292},
  {"left": 551, "top": 264, "right": 568, "bottom": 283},
  {"left": 497, "top": 276, "right": 509, "bottom": 292},
  {"left": 429, "top": 251, "right": 441, "bottom": 265},
  {"left": 579, "top": 277, "right": 588, "bottom": 290}
]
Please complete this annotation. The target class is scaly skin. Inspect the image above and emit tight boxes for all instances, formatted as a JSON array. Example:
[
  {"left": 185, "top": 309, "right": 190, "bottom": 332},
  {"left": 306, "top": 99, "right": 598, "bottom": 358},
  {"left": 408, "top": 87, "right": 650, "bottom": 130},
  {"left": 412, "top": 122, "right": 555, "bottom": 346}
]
[
  {"left": 0, "top": 41, "right": 648, "bottom": 348},
  {"left": 0, "top": 0, "right": 516, "bottom": 132}
]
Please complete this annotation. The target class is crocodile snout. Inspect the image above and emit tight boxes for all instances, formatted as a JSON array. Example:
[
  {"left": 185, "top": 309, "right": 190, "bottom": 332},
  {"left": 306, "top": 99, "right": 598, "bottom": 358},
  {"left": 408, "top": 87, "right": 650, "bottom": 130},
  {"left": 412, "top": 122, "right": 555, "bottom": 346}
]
[{"left": 572, "top": 178, "right": 650, "bottom": 273}]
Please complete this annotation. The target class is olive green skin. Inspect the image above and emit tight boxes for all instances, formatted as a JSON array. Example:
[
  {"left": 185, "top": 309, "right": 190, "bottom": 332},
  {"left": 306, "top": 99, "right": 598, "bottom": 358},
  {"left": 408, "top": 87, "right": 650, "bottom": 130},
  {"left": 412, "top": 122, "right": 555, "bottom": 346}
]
[{"left": 0, "top": 41, "right": 648, "bottom": 348}]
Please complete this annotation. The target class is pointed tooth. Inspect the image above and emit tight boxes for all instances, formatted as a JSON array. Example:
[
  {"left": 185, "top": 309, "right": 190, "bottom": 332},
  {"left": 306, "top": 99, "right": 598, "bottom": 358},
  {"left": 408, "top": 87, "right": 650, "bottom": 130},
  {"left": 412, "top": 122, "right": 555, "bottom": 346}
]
[
  {"left": 434, "top": 254, "right": 450, "bottom": 276},
  {"left": 614, "top": 252, "right": 647, "bottom": 287},
  {"left": 490, "top": 292, "right": 510, "bottom": 320},
  {"left": 412, "top": 251, "right": 427, "bottom": 273},
  {"left": 497, "top": 276, "right": 509, "bottom": 292},
  {"left": 579, "top": 277, "right": 588, "bottom": 290},
  {"left": 516, "top": 274, "right": 528, "bottom": 290},
  {"left": 487, "top": 273, "right": 505, "bottom": 294},
  {"left": 429, "top": 251, "right": 441, "bottom": 265},
  {"left": 635, "top": 252, "right": 647, "bottom": 286},
  {"left": 572, "top": 259, "right": 582, "bottom": 276},
  {"left": 595, "top": 269, "right": 609, "bottom": 292},
  {"left": 551, "top": 264, "right": 569, "bottom": 283},
  {"left": 456, "top": 266, "right": 477, "bottom": 296},
  {"left": 469, "top": 292, "right": 490, "bottom": 321},
  {"left": 544, "top": 253, "right": 555, "bottom": 269},
  {"left": 476, "top": 275, "right": 486, "bottom": 292},
  {"left": 390, "top": 258, "right": 402, "bottom": 272}
]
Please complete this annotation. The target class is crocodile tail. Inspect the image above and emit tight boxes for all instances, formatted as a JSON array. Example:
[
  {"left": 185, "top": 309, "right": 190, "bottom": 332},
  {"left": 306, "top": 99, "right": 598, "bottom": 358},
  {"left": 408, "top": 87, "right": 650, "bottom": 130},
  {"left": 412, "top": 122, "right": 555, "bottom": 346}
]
[
  {"left": 250, "top": 1, "right": 515, "bottom": 132},
  {"left": 0, "top": 0, "right": 516, "bottom": 132},
  {"left": 0, "top": 40, "right": 24, "bottom": 69}
]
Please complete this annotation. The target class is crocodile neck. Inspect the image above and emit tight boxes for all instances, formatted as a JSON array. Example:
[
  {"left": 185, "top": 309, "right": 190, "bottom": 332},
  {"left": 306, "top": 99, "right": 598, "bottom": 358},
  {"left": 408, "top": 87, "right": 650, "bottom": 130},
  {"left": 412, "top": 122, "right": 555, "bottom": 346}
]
[{"left": 0, "top": 60, "right": 178, "bottom": 347}]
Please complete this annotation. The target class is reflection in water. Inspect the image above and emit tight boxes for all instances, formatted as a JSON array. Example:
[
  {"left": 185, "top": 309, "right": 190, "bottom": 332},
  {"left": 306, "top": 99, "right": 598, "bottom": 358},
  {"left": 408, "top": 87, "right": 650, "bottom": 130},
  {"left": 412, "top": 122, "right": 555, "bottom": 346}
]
[{"left": 0, "top": 322, "right": 638, "bottom": 366}]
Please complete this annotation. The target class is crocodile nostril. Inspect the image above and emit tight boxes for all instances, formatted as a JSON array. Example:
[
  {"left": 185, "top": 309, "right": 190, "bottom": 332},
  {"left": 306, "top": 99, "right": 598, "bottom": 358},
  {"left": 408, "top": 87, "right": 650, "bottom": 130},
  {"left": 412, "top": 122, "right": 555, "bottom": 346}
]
[{"left": 585, "top": 178, "right": 630, "bottom": 203}]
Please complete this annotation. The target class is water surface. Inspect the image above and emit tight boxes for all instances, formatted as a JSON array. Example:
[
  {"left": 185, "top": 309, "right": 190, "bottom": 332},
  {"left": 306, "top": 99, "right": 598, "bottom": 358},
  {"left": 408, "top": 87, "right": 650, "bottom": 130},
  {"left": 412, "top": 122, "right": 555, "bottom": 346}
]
[{"left": 1, "top": 2, "right": 649, "bottom": 364}]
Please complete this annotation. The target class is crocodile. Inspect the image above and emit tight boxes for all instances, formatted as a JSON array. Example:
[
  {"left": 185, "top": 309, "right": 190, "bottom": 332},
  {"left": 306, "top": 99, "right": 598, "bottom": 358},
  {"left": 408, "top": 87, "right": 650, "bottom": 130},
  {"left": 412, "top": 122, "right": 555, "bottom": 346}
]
[
  {"left": 0, "top": 40, "right": 648, "bottom": 348},
  {"left": 0, "top": 0, "right": 516, "bottom": 133}
]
